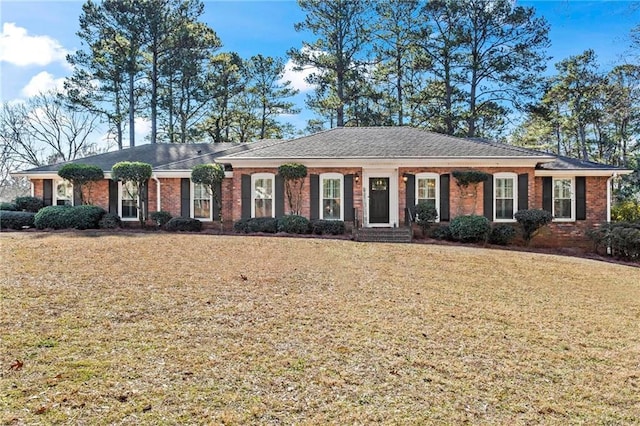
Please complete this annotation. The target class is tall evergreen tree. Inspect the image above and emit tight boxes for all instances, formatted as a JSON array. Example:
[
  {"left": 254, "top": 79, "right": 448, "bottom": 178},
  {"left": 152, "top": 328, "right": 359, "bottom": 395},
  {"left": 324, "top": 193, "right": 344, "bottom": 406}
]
[{"left": 289, "top": 0, "right": 373, "bottom": 128}]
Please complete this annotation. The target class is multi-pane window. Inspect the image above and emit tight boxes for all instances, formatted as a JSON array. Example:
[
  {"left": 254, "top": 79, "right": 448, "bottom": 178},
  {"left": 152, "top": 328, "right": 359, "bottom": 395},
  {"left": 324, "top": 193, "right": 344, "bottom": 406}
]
[
  {"left": 494, "top": 174, "right": 516, "bottom": 220},
  {"left": 252, "top": 174, "right": 274, "bottom": 218},
  {"left": 193, "top": 183, "right": 211, "bottom": 219},
  {"left": 56, "top": 181, "right": 73, "bottom": 206},
  {"left": 321, "top": 174, "right": 342, "bottom": 220},
  {"left": 416, "top": 176, "right": 438, "bottom": 210},
  {"left": 121, "top": 181, "right": 138, "bottom": 219},
  {"left": 554, "top": 178, "right": 573, "bottom": 219}
]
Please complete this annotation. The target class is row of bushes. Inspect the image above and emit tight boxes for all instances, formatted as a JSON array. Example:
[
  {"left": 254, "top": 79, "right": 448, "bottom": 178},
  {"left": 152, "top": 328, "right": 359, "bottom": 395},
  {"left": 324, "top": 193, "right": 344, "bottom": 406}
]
[
  {"left": 0, "top": 196, "right": 44, "bottom": 213},
  {"left": 233, "top": 216, "right": 346, "bottom": 235},
  {"left": 587, "top": 222, "right": 640, "bottom": 261},
  {"left": 425, "top": 216, "right": 517, "bottom": 246}
]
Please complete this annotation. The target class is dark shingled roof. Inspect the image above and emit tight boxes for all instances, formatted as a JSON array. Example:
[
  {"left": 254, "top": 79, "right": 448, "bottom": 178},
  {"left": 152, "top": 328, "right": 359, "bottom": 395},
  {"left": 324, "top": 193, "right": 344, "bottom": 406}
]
[
  {"left": 219, "top": 127, "right": 553, "bottom": 159},
  {"left": 536, "top": 155, "right": 624, "bottom": 170},
  {"left": 18, "top": 143, "right": 245, "bottom": 173}
]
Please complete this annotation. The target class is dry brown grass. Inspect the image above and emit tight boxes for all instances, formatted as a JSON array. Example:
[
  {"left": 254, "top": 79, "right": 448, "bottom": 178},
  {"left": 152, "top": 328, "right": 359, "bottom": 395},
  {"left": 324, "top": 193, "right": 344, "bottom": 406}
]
[{"left": 1, "top": 232, "right": 639, "bottom": 425}]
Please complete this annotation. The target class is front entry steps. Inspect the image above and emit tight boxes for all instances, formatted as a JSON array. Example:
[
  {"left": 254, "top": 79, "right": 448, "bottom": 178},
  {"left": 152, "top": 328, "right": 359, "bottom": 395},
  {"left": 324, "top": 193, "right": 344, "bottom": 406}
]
[{"left": 354, "top": 227, "right": 413, "bottom": 243}]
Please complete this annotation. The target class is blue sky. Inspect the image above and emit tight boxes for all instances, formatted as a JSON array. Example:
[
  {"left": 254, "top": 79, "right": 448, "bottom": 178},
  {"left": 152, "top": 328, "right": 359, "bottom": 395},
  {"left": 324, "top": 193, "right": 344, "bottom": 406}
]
[{"left": 0, "top": 0, "right": 638, "bottom": 139}]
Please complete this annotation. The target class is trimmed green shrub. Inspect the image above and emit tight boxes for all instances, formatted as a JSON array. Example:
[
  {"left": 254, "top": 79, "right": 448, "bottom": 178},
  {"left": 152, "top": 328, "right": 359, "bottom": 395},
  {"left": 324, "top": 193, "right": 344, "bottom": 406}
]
[
  {"left": 165, "top": 217, "right": 202, "bottom": 232},
  {"left": 587, "top": 222, "right": 640, "bottom": 261},
  {"left": 58, "top": 163, "right": 104, "bottom": 205},
  {"left": 150, "top": 211, "right": 172, "bottom": 228},
  {"left": 0, "top": 202, "right": 18, "bottom": 211},
  {"left": 449, "top": 215, "right": 491, "bottom": 243},
  {"left": 489, "top": 223, "right": 517, "bottom": 245},
  {"left": 15, "top": 196, "right": 43, "bottom": 212},
  {"left": 515, "top": 209, "right": 553, "bottom": 245},
  {"left": 233, "top": 217, "right": 279, "bottom": 233},
  {"left": 611, "top": 200, "right": 640, "bottom": 223},
  {"left": 34, "top": 205, "right": 106, "bottom": 230},
  {"left": 430, "top": 224, "right": 452, "bottom": 240},
  {"left": 277, "top": 215, "right": 310, "bottom": 234},
  {"left": 310, "top": 219, "right": 346, "bottom": 235},
  {"left": 452, "top": 170, "right": 490, "bottom": 187},
  {"left": 98, "top": 213, "right": 122, "bottom": 229},
  {"left": 413, "top": 202, "right": 438, "bottom": 236},
  {"left": 0, "top": 211, "right": 36, "bottom": 229},
  {"left": 278, "top": 163, "right": 307, "bottom": 215}
]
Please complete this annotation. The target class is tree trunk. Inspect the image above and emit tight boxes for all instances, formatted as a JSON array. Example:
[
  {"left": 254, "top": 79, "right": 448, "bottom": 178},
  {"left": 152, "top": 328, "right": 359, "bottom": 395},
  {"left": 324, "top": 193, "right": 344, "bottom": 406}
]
[{"left": 128, "top": 71, "right": 135, "bottom": 148}]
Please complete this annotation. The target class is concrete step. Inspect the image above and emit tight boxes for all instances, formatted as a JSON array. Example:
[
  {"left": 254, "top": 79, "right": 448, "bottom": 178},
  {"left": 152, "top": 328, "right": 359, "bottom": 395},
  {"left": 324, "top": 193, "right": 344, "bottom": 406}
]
[{"left": 355, "top": 227, "right": 413, "bottom": 243}]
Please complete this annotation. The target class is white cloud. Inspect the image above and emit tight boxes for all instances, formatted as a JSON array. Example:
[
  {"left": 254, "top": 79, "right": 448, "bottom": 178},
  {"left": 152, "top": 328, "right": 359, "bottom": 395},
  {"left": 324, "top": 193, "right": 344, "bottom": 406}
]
[
  {"left": 21, "top": 71, "right": 66, "bottom": 97},
  {"left": 280, "top": 58, "right": 317, "bottom": 93},
  {"left": 0, "top": 22, "right": 69, "bottom": 67}
]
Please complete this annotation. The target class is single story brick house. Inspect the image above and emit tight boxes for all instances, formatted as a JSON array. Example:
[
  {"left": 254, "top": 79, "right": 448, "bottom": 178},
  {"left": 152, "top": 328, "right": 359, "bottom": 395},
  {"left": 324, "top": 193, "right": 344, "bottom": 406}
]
[{"left": 14, "top": 127, "right": 631, "bottom": 245}]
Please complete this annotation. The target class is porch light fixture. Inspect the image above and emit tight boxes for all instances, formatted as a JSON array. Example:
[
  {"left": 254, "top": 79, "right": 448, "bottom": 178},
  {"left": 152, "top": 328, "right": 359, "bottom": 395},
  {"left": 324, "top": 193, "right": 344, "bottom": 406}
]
[
  {"left": 354, "top": 172, "right": 360, "bottom": 183},
  {"left": 402, "top": 173, "right": 409, "bottom": 183}
]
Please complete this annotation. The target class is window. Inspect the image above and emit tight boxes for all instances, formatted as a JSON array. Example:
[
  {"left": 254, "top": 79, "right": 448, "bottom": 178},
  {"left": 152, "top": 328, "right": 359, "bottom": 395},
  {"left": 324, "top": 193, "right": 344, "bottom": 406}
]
[
  {"left": 55, "top": 181, "right": 73, "bottom": 206},
  {"left": 120, "top": 181, "right": 138, "bottom": 219},
  {"left": 320, "top": 173, "right": 343, "bottom": 220},
  {"left": 415, "top": 173, "right": 439, "bottom": 219},
  {"left": 193, "top": 183, "right": 212, "bottom": 220},
  {"left": 553, "top": 178, "right": 573, "bottom": 220},
  {"left": 252, "top": 173, "right": 274, "bottom": 218},
  {"left": 494, "top": 173, "right": 517, "bottom": 221}
]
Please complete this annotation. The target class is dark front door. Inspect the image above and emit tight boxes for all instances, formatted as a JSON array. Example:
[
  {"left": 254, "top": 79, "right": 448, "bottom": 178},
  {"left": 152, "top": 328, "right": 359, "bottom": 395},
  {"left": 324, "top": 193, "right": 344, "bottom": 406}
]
[{"left": 369, "top": 177, "right": 390, "bottom": 224}]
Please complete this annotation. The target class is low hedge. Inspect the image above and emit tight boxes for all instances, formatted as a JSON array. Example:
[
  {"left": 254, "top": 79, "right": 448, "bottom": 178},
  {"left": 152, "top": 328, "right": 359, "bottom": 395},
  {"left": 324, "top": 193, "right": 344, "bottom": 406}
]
[
  {"left": 34, "top": 205, "right": 106, "bottom": 230},
  {"left": 233, "top": 217, "right": 279, "bottom": 233},
  {"left": 15, "top": 196, "right": 43, "bottom": 213},
  {"left": 0, "top": 211, "right": 36, "bottom": 229},
  {"left": 430, "top": 224, "right": 452, "bottom": 240},
  {"left": 310, "top": 219, "right": 345, "bottom": 235},
  {"left": 587, "top": 222, "right": 640, "bottom": 261},
  {"left": 0, "top": 202, "right": 18, "bottom": 211},
  {"left": 515, "top": 209, "right": 553, "bottom": 245},
  {"left": 449, "top": 215, "right": 491, "bottom": 243},
  {"left": 150, "top": 211, "right": 172, "bottom": 228},
  {"left": 277, "top": 215, "right": 310, "bottom": 234},
  {"left": 165, "top": 217, "right": 202, "bottom": 232},
  {"left": 488, "top": 223, "right": 517, "bottom": 246},
  {"left": 98, "top": 213, "right": 122, "bottom": 229}
]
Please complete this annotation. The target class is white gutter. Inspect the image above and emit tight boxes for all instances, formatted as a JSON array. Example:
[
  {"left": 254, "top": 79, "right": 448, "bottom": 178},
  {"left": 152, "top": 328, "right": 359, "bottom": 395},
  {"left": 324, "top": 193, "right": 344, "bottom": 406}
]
[{"left": 152, "top": 174, "right": 161, "bottom": 212}]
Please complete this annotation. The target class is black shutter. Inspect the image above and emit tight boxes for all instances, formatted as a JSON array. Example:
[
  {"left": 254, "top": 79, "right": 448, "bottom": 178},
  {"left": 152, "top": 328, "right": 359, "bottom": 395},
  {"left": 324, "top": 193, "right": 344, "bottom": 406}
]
[
  {"left": 241, "top": 174, "right": 251, "bottom": 219},
  {"left": 518, "top": 173, "right": 529, "bottom": 211},
  {"left": 212, "top": 180, "right": 222, "bottom": 220},
  {"left": 483, "top": 175, "right": 493, "bottom": 221},
  {"left": 440, "top": 174, "right": 450, "bottom": 221},
  {"left": 542, "top": 177, "right": 553, "bottom": 213},
  {"left": 43, "top": 179, "right": 53, "bottom": 207},
  {"left": 275, "top": 174, "right": 285, "bottom": 218},
  {"left": 180, "top": 178, "right": 190, "bottom": 217},
  {"left": 344, "top": 174, "right": 354, "bottom": 221},
  {"left": 576, "top": 176, "right": 586, "bottom": 220},
  {"left": 405, "top": 174, "right": 415, "bottom": 225},
  {"left": 108, "top": 180, "right": 118, "bottom": 213},
  {"left": 142, "top": 180, "right": 149, "bottom": 220},
  {"left": 72, "top": 185, "right": 82, "bottom": 206},
  {"left": 310, "top": 174, "right": 319, "bottom": 220}
]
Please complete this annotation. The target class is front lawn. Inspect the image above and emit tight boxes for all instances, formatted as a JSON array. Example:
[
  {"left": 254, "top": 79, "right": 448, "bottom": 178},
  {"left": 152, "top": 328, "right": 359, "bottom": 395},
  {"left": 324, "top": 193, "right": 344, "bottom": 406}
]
[{"left": 1, "top": 233, "right": 639, "bottom": 424}]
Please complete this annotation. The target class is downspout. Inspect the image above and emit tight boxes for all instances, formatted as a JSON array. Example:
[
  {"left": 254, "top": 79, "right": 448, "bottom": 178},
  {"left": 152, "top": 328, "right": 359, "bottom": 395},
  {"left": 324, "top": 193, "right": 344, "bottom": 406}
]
[
  {"left": 606, "top": 173, "right": 617, "bottom": 255},
  {"left": 152, "top": 175, "right": 161, "bottom": 213}
]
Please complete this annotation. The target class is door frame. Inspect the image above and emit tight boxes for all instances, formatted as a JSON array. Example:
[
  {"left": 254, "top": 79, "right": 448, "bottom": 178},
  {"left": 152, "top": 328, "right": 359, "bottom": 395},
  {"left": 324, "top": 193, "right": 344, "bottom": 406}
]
[{"left": 363, "top": 169, "right": 398, "bottom": 227}]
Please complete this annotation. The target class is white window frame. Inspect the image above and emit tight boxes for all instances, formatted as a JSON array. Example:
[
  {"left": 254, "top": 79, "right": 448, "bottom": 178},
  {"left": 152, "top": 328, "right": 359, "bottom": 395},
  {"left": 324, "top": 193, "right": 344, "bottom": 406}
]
[
  {"left": 415, "top": 173, "right": 440, "bottom": 222},
  {"left": 119, "top": 181, "right": 139, "bottom": 221},
  {"left": 251, "top": 173, "right": 275, "bottom": 218},
  {"left": 553, "top": 177, "right": 575, "bottom": 222},
  {"left": 493, "top": 172, "right": 517, "bottom": 222},
  {"left": 191, "top": 182, "right": 213, "bottom": 221},
  {"left": 319, "top": 173, "right": 344, "bottom": 221},
  {"left": 54, "top": 180, "right": 74, "bottom": 206}
]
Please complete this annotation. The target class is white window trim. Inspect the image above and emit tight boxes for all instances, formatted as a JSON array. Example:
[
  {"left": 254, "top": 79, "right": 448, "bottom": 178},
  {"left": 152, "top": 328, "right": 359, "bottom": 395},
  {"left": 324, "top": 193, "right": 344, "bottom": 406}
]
[
  {"left": 118, "top": 181, "right": 139, "bottom": 221},
  {"left": 319, "top": 173, "right": 344, "bottom": 221},
  {"left": 493, "top": 172, "right": 517, "bottom": 222},
  {"left": 552, "top": 177, "right": 575, "bottom": 222},
  {"left": 191, "top": 182, "right": 213, "bottom": 221},
  {"left": 415, "top": 173, "right": 440, "bottom": 223},
  {"left": 251, "top": 173, "right": 275, "bottom": 218},
  {"left": 54, "top": 180, "right": 74, "bottom": 206}
]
